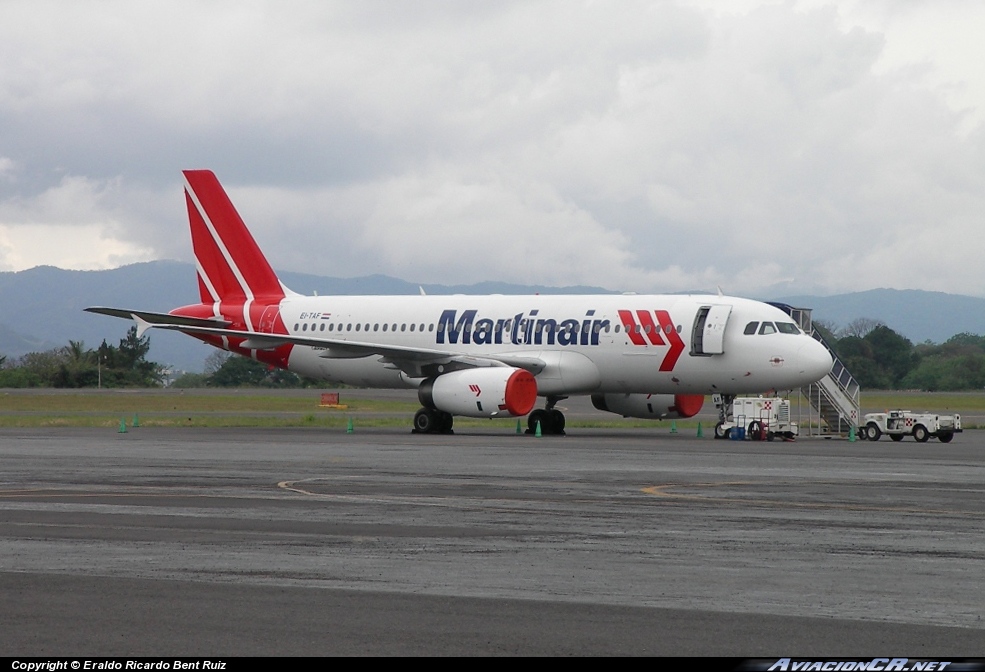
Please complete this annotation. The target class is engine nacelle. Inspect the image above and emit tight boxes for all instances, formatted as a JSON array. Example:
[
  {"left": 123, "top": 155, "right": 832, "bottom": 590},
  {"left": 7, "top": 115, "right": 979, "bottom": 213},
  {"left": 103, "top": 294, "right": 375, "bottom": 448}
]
[
  {"left": 591, "top": 393, "right": 704, "bottom": 419},
  {"left": 419, "top": 367, "right": 538, "bottom": 418}
]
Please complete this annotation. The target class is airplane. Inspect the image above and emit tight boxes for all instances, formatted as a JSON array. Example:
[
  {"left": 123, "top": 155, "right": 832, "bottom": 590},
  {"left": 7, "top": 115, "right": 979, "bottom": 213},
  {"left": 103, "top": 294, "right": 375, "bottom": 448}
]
[{"left": 86, "top": 170, "right": 833, "bottom": 435}]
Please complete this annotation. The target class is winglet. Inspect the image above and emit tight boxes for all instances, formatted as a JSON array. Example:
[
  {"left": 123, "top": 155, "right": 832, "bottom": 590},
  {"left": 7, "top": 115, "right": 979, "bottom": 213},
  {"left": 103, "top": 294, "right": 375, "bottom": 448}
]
[{"left": 131, "top": 313, "right": 153, "bottom": 339}]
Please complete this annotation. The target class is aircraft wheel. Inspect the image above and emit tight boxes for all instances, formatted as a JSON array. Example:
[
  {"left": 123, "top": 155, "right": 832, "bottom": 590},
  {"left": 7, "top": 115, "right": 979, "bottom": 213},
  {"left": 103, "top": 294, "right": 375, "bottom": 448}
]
[
  {"left": 438, "top": 411, "right": 455, "bottom": 434},
  {"left": 864, "top": 423, "right": 881, "bottom": 441},
  {"left": 527, "top": 408, "right": 547, "bottom": 434},
  {"left": 938, "top": 432, "right": 954, "bottom": 443},
  {"left": 890, "top": 434, "right": 904, "bottom": 442},
  {"left": 714, "top": 422, "right": 729, "bottom": 440},
  {"left": 547, "top": 409, "right": 566, "bottom": 435},
  {"left": 413, "top": 408, "right": 436, "bottom": 434},
  {"left": 913, "top": 425, "right": 930, "bottom": 443}
]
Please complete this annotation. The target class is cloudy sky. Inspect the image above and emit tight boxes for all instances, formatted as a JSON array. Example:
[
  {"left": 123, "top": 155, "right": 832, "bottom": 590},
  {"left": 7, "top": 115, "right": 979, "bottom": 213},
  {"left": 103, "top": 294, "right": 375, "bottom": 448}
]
[{"left": 1, "top": 0, "right": 983, "bottom": 297}]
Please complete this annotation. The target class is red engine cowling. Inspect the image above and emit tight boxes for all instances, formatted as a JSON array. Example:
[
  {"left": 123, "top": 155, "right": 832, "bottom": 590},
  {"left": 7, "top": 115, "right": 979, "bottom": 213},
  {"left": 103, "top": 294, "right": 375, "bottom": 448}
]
[
  {"left": 419, "top": 368, "right": 538, "bottom": 418},
  {"left": 591, "top": 393, "right": 704, "bottom": 419}
]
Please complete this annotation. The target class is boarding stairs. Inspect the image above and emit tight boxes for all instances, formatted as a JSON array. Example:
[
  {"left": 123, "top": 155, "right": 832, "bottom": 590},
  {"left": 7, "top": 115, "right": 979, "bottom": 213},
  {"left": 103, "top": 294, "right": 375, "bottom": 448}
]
[{"left": 769, "top": 303, "right": 861, "bottom": 436}]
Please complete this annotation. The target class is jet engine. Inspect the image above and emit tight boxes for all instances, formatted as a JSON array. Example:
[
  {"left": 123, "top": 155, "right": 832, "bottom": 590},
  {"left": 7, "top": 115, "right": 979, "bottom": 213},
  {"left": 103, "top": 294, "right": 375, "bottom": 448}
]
[
  {"left": 591, "top": 393, "right": 704, "bottom": 419},
  {"left": 419, "top": 367, "right": 538, "bottom": 418}
]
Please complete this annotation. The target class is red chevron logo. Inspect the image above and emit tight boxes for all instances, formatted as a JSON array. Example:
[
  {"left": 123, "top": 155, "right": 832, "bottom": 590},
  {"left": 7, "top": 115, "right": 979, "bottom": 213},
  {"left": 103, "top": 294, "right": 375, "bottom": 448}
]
[
  {"left": 655, "top": 310, "right": 684, "bottom": 371},
  {"left": 618, "top": 309, "right": 685, "bottom": 372}
]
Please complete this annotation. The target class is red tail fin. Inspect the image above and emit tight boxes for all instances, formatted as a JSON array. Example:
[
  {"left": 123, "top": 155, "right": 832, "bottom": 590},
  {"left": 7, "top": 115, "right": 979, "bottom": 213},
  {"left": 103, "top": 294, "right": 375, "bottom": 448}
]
[{"left": 182, "top": 170, "right": 285, "bottom": 304}]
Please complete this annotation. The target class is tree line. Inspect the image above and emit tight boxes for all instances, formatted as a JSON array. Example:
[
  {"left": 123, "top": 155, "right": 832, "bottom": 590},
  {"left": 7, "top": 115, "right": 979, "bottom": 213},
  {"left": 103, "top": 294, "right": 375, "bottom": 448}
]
[
  {"left": 820, "top": 318, "right": 985, "bottom": 391},
  {"left": 0, "top": 327, "right": 161, "bottom": 388},
  {"left": 3, "top": 319, "right": 985, "bottom": 390},
  {"left": 0, "top": 328, "right": 314, "bottom": 388}
]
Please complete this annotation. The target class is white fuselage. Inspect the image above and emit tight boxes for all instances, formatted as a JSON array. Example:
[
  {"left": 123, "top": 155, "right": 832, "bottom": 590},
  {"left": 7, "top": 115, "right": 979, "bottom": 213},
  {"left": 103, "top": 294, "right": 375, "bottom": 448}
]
[{"left": 273, "top": 293, "right": 832, "bottom": 396}]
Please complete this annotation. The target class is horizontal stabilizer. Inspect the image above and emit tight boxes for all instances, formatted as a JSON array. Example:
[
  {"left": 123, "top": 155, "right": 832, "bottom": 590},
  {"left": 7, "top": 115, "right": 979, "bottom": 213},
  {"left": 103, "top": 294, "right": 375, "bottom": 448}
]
[{"left": 84, "top": 307, "right": 232, "bottom": 329}]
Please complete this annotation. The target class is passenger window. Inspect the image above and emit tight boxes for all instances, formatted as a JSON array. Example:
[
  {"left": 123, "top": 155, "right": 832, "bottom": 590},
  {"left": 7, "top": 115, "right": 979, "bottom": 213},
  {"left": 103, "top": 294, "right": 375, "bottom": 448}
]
[
  {"left": 744, "top": 322, "right": 759, "bottom": 335},
  {"left": 410, "top": 324, "right": 415, "bottom": 332},
  {"left": 383, "top": 324, "right": 388, "bottom": 332},
  {"left": 428, "top": 324, "right": 434, "bottom": 332},
  {"left": 355, "top": 324, "right": 361, "bottom": 331},
  {"left": 293, "top": 323, "right": 299, "bottom": 331},
  {"left": 759, "top": 322, "right": 777, "bottom": 335},
  {"left": 302, "top": 323, "right": 308, "bottom": 331}
]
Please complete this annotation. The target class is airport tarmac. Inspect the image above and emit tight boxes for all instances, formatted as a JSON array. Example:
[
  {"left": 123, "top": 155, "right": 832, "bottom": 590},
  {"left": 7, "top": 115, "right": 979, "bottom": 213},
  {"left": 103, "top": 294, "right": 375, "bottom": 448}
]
[{"left": 1, "top": 425, "right": 983, "bottom": 656}]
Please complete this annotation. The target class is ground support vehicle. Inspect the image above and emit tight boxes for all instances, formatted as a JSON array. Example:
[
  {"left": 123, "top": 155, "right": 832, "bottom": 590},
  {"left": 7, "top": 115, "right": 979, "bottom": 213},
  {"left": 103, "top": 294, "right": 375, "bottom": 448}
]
[
  {"left": 713, "top": 395, "right": 799, "bottom": 441},
  {"left": 861, "top": 410, "right": 961, "bottom": 443}
]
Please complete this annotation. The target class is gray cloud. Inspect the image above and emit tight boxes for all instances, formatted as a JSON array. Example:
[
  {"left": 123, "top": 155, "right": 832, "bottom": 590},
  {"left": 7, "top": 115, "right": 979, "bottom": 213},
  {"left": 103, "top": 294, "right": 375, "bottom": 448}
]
[{"left": 1, "top": 0, "right": 982, "bottom": 296}]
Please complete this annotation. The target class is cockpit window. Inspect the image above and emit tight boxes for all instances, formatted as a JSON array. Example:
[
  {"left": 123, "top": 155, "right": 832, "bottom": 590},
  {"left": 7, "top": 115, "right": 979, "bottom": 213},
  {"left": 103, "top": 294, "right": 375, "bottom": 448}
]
[
  {"left": 744, "top": 322, "right": 759, "bottom": 335},
  {"left": 759, "top": 322, "right": 777, "bottom": 335},
  {"left": 776, "top": 322, "right": 800, "bottom": 334}
]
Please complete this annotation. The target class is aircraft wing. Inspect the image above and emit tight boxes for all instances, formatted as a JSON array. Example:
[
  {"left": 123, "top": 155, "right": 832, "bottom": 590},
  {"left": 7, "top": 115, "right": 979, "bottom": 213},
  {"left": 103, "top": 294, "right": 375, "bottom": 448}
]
[{"left": 87, "top": 307, "right": 546, "bottom": 376}]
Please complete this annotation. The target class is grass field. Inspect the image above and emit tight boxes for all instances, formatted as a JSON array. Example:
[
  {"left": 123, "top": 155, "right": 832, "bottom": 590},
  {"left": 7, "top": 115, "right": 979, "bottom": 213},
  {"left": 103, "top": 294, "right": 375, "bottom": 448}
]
[
  {"left": 0, "top": 390, "right": 416, "bottom": 429},
  {"left": 0, "top": 392, "right": 419, "bottom": 414},
  {"left": 861, "top": 392, "right": 985, "bottom": 413},
  {"left": 0, "top": 389, "right": 981, "bottom": 429}
]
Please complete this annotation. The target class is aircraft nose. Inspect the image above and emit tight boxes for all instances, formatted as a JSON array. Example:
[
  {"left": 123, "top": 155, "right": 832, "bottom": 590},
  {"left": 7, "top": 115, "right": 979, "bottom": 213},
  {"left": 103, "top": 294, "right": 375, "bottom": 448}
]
[{"left": 798, "top": 338, "right": 833, "bottom": 382}]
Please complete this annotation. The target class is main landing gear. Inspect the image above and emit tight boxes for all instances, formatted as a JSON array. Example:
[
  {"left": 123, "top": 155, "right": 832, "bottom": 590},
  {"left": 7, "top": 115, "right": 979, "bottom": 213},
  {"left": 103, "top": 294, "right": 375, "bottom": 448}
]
[
  {"left": 526, "top": 396, "right": 567, "bottom": 435},
  {"left": 411, "top": 396, "right": 567, "bottom": 436},
  {"left": 412, "top": 408, "right": 454, "bottom": 434}
]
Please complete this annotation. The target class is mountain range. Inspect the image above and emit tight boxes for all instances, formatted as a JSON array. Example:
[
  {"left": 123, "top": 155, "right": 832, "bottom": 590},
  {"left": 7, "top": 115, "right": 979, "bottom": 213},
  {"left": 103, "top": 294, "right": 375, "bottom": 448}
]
[{"left": 2, "top": 261, "right": 983, "bottom": 373}]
